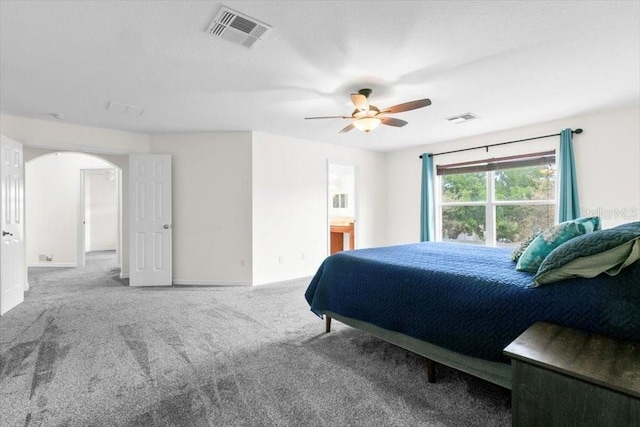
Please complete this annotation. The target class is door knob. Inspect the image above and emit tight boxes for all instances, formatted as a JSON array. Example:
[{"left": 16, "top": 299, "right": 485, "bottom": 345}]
[
  {"left": 2, "top": 231, "right": 12, "bottom": 236},
  {"left": 163, "top": 224, "right": 172, "bottom": 229}
]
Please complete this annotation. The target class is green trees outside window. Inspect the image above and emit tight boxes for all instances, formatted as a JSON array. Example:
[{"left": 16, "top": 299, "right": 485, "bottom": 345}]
[{"left": 441, "top": 164, "right": 555, "bottom": 246}]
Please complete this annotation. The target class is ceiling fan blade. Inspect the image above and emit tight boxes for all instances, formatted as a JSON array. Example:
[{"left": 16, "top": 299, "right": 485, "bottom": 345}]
[
  {"left": 380, "top": 98, "right": 431, "bottom": 114},
  {"left": 380, "top": 117, "right": 408, "bottom": 127},
  {"left": 305, "top": 115, "right": 352, "bottom": 120},
  {"left": 339, "top": 123, "right": 355, "bottom": 134},
  {"left": 350, "top": 93, "right": 369, "bottom": 111}
]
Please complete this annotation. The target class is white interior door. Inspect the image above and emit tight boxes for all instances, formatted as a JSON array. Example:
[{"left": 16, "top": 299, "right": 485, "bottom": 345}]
[
  {"left": 129, "top": 155, "right": 172, "bottom": 286},
  {"left": 1, "top": 135, "right": 25, "bottom": 315}
]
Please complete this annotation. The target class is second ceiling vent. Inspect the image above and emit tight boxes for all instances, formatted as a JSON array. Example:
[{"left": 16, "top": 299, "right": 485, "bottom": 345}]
[
  {"left": 446, "top": 113, "right": 479, "bottom": 124},
  {"left": 205, "top": 6, "right": 271, "bottom": 48}
]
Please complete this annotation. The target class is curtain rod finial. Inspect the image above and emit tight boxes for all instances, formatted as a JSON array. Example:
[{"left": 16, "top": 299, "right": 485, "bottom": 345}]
[{"left": 574, "top": 128, "right": 583, "bottom": 134}]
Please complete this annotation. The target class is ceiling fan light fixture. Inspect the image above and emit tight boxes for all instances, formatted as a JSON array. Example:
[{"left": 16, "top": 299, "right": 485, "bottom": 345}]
[
  {"left": 304, "top": 89, "right": 431, "bottom": 134},
  {"left": 353, "top": 117, "right": 381, "bottom": 133}
]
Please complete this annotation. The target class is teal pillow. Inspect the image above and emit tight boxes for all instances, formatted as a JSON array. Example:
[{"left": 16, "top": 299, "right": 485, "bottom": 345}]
[
  {"left": 533, "top": 221, "right": 640, "bottom": 286},
  {"left": 574, "top": 216, "right": 601, "bottom": 233},
  {"left": 515, "top": 221, "right": 586, "bottom": 272},
  {"left": 515, "top": 217, "right": 600, "bottom": 272},
  {"left": 511, "top": 232, "right": 541, "bottom": 262}
]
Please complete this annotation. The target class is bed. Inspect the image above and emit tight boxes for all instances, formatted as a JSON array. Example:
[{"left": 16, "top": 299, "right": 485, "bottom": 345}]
[{"left": 304, "top": 242, "right": 640, "bottom": 389}]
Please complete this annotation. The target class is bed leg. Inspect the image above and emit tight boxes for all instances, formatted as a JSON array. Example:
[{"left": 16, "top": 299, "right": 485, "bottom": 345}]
[
  {"left": 325, "top": 316, "right": 332, "bottom": 333},
  {"left": 427, "top": 359, "right": 436, "bottom": 383}
]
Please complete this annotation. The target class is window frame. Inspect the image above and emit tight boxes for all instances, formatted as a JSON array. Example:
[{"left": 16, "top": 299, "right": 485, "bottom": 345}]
[{"left": 435, "top": 151, "right": 557, "bottom": 247}]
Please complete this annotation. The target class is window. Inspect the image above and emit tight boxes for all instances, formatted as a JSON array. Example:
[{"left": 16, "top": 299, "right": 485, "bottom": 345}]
[{"left": 437, "top": 151, "right": 556, "bottom": 247}]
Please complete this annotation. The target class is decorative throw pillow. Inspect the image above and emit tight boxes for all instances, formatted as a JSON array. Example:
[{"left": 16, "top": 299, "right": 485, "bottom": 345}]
[
  {"left": 511, "top": 232, "right": 541, "bottom": 262},
  {"left": 533, "top": 221, "right": 640, "bottom": 286},
  {"left": 515, "top": 221, "right": 586, "bottom": 272},
  {"left": 515, "top": 217, "right": 600, "bottom": 272},
  {"left": 574, "top": 216, "right": 601, "bottom": 234}
]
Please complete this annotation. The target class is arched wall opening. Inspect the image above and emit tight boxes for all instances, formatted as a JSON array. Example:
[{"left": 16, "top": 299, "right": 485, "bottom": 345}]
[{"left": 24, "top": 150, "right": 124, "bottom": 287}]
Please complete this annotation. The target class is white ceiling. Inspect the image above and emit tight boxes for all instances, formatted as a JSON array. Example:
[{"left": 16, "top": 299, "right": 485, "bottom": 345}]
[{"left": 1, "top": 1, "right": 638, "bottom": 151}]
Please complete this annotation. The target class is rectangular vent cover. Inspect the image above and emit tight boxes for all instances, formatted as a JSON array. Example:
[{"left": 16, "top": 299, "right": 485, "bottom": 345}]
[
  {"left": 106, "top": 101, "right": 145, "bottom": 116},
  {"left": 206, "top": 6, "right": 271, "bottom": 48},
  {"left": 446, "top": 113, "right": 479, "bottom": 124}
]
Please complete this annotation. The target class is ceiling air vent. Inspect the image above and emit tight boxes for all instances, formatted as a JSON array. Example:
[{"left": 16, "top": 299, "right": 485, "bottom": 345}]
[
  {"left": 446, "top": 113, "right": 479, "bottom": 124},
  {"left": 205, "top": 6, "right": 271, "bottom": 48},
  {"left": 106, "top": 101, "right": 144, "bottom": 116}
]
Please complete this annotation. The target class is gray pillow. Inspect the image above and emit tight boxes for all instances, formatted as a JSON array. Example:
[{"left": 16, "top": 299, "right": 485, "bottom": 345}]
[{"left": 533, "top": 221, "right": 640, "bottom": 286}]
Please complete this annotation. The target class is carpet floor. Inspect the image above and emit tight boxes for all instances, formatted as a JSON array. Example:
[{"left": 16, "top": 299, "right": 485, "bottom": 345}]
[{"left": 0, "top": 251, "right": 511, "bottom": 426}]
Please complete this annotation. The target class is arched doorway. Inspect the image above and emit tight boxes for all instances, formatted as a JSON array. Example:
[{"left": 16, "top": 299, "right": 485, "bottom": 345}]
[{"left": 25, "top": 152, "right": 123, "bottom": 285}]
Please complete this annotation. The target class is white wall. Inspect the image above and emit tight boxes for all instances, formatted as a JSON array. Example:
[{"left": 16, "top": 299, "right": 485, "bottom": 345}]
[
  {"left": 572, "top": 106, "right": 640, "bottom": 227},
  {"left": 0, "top": 114, "right": 149, "bottom": 154},
  {"left": 8, "top": 105, "right": 637, "bottom": 285},
  {"left": 386, "top": 105, "right": 640, "bottom": 245},
  {"left": 85, "top": 169, "right": 118, "bottom": 251},
  {"left": 7, "top": 115, "right": 386, "bottom": 286},
  {"left": 149, "top": 132, "right": 253, "bottom": 285},
  {"left": 26, "top": 153, "right": 113, "bottom": 266},
  {"left": 252, "top": 132, "right": 387, "bottom": 286},
  {"left": 150, "top": 131, "right": 386, "bottom": 287}
]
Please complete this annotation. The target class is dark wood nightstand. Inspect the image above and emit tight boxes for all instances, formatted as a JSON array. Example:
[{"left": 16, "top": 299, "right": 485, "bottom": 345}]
[{"left": 504, "top": 322, "right": 640, "bottom": 427}]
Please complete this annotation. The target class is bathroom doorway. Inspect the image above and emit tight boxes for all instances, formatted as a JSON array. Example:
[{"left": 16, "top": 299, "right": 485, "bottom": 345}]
[{"left": 327, "top": 162, "right": 356, "bottom": 255}]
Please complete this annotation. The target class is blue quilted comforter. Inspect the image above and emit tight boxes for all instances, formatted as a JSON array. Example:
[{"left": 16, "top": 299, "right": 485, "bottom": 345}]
[{"left": 305, "top": 242, "right": 640, "bottom": 362}]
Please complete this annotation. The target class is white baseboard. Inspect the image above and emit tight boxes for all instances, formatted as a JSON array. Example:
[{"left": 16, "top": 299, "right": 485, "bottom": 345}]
[
  {"left": 173, "top": 276, "right": 313, "bottom": 287},
  {"left": 28, "top": 263, "right": 77, "bottom": 268},
  {"left": 172, "top": 279, "right": 251, "bottom": 287},
  {"left": 252, "top": 275, "right": 313, "bottom": 287}
]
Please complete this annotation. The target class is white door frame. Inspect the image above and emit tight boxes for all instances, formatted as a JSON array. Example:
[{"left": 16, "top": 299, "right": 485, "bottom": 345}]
[
  {"left": 78, "top": 168, "right": 121, "bottom": 267},
  {"left": 78, "top": 169, "right": 87, "bottom": 267}
]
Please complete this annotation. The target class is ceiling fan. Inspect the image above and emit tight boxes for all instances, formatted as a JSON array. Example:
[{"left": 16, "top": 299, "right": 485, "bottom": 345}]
[{"left": 305, "top": 88, "right": 431, "bottom": 134}]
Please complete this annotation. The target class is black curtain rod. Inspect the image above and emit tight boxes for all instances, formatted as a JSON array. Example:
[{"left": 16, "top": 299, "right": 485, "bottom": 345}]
[{"left": 419, "top": 128, "right": 583, "bottom": 159}]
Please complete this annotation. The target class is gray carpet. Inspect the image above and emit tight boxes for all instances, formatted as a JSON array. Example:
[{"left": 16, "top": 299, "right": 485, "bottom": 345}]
[{"left": 0, "top": 251, "right": 511, "bottom": 426}]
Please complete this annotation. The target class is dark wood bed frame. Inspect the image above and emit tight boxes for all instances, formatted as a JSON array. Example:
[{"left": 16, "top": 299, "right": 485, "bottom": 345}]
[{"left": 324, "top": 311, "right": 512, "bottom": 389}]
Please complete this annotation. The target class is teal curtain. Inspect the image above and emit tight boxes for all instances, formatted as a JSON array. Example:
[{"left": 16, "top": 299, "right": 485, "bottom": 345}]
[
  {"left": 558, "top": 129, "right": 580, "bottom": 222},
  {"left": 420, "top": 154, "right": 435, "bottom": 241}
]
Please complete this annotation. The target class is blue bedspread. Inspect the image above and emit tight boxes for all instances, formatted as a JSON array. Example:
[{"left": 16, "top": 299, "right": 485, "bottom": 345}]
[{"left": 305, "top": 242, "right": 640, "bottom": 362}]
